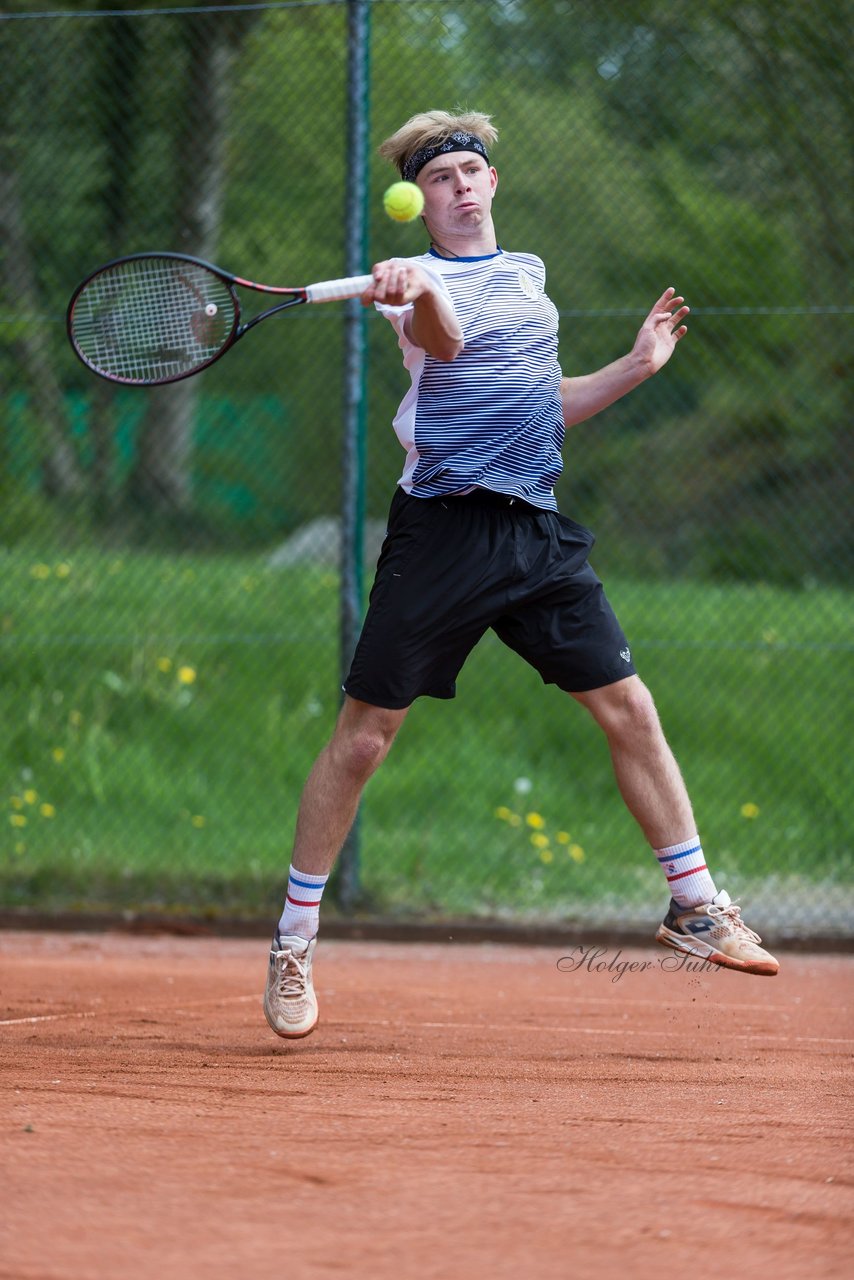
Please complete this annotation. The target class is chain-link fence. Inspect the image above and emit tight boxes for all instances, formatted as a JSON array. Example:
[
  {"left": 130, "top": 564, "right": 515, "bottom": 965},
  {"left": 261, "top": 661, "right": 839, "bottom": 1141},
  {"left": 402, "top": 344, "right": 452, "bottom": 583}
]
[{"left": 2, "top": 0, "right": 851, "bottom": 937}]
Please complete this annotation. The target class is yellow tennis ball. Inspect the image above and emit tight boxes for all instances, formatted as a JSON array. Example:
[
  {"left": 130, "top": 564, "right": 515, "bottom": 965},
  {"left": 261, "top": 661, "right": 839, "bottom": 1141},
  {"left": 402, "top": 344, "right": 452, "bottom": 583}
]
[{"left": 383, "top": 181, "right": 425, "bottom": 223}]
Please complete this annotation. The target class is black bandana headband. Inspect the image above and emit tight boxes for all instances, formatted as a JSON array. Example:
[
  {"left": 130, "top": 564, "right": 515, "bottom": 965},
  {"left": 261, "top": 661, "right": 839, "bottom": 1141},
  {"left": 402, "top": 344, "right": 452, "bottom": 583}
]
[{"left": 402, "top": 131, "right": 490, "bottom": 183}]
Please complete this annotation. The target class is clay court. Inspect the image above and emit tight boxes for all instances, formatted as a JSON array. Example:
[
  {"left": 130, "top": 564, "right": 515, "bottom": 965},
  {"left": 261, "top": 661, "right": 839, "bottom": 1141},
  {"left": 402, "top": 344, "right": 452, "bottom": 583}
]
[{"left": 1, "top": 929, "right": 852, "bottom": 1279}]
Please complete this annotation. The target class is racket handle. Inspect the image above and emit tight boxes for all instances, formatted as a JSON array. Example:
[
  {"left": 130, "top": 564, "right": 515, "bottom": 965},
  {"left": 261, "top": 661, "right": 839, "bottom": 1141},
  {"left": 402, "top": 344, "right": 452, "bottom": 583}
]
[{"left": 305, "top": 274, "right": 375, "bottom": 304}]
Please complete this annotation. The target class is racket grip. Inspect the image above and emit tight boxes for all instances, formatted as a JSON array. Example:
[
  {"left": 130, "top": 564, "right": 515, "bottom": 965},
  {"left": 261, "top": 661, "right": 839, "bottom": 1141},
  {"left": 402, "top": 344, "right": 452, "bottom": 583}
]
[{"left": 305, "top": 274, "right": 375, "bottom": 304}]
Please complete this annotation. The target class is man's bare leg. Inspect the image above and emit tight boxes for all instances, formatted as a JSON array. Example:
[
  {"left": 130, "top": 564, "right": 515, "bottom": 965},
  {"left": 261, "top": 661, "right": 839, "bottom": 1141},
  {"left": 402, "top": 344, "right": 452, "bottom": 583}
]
[
  {"left": 291, "top": 695, "right": 410, "bottom": 877},
  {"left": 570, "top": 675, "right": 695, "bottom": 848},
  {"left": 264, "top": 696, "right": 410, "bottom": 1038},
  {"left": 571, "top": 675, "right": 778, "bottom": 975}
]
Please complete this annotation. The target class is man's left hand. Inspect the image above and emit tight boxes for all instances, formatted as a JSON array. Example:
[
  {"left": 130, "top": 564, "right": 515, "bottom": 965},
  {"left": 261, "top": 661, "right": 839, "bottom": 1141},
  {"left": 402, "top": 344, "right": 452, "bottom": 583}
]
[{"left": 632, "top": 287, "right": 689, "bottom": 376}]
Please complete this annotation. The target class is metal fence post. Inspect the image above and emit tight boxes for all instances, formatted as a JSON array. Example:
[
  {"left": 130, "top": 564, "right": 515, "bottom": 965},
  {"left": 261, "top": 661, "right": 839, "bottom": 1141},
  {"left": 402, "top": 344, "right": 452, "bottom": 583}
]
[{"left": 336, "top": 0, "right": 371, "bottom": 911}]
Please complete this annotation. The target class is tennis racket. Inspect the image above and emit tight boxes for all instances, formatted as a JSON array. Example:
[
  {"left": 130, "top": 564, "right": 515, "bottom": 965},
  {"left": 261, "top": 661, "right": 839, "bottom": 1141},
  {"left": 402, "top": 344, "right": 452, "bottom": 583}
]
[{"left": 66, "top": 252, "right": 375, "bottom": 387}]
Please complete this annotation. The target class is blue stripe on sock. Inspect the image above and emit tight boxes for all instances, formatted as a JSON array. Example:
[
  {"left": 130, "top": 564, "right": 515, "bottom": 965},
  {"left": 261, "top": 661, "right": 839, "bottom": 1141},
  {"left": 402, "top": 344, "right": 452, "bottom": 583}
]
[
  {"left": 656, "top": 844, "right": 702, "bottom": 863},
  {"left": 289, "top": 872, "right": 328, "bottom": 890}
]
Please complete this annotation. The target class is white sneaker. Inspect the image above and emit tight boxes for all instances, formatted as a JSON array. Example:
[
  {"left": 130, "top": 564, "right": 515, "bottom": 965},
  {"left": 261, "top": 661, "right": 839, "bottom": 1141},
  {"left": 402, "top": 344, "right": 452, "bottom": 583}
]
[
  {"left": 655, "top": 889, "right": 779, "bottom": 976},
  {"left": 263, "top": 933, "right": 319, "bottom": 1038}
]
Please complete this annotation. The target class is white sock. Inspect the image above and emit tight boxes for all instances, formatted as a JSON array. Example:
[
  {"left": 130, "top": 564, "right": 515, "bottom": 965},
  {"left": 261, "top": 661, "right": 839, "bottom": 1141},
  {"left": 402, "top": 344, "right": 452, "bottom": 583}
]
[
  {"left": 277, "top": 865, "right": 328, "bottom": 941},
  {"left": 654, "top": 835, "right": 717, "bottom": 909}
]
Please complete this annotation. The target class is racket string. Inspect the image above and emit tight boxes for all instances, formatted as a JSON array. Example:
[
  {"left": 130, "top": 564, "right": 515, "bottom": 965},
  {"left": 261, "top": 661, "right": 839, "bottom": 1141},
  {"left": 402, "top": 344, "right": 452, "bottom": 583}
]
[{"left": 71, "top": 258, "right": 236, "bottom": 383}]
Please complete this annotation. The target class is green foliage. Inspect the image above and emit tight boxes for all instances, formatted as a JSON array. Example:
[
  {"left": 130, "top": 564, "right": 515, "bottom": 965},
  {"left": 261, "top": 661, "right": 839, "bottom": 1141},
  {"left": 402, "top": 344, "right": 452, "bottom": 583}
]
[
  {"left": 0, "top": 547, "right": 851, "bottom": 918},
  {"left": 2, "top": 0, "right": 851, "bottom": 585}
]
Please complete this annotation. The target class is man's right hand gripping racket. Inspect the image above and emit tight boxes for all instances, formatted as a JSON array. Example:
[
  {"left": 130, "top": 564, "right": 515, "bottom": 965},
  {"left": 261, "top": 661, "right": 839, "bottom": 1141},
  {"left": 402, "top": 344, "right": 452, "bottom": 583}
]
[{"left": 66, "top": 252, "right": 375, "bottom": 387}]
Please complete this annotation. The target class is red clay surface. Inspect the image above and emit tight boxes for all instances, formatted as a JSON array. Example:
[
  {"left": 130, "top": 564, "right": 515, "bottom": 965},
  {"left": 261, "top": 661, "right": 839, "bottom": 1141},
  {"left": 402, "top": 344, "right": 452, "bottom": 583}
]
[{"left": 1, "top": 929, "right": 852, "bottom": 1280}]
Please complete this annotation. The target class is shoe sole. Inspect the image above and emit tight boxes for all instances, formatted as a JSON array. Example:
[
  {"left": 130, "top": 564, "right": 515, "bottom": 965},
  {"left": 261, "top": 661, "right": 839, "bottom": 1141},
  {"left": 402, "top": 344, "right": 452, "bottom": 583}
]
[
  {"left": 264, "top": 1012, "right": 319, "bottom": 1040},
  {"left": 655, "top": 927, "right": 779, "bottom": 977}
]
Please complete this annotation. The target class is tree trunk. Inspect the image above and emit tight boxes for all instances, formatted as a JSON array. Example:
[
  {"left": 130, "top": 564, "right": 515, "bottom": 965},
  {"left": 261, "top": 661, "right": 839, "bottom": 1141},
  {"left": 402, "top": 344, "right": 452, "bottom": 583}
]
[
  {"left": 90, "top": 13, "right": 146, "bottom": 528},
  {"left": 0, "top": 161, "right": 84, "bottom": 501},
  {"left": 127, "top": 17, "right": 235, "bottom": 520}
]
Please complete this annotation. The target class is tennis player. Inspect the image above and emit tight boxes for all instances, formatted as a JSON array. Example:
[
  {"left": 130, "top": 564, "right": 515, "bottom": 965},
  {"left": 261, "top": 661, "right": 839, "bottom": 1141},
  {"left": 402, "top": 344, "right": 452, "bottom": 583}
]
[{"left": 264, "top": 109, "right": 778, "bottom": 1039}]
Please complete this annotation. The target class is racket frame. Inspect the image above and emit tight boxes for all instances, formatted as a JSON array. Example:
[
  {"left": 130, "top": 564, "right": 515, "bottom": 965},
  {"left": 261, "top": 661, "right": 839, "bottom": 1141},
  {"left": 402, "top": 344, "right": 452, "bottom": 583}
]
[{"left": 66, "top": 251, "right": 370, "bottom": 387}]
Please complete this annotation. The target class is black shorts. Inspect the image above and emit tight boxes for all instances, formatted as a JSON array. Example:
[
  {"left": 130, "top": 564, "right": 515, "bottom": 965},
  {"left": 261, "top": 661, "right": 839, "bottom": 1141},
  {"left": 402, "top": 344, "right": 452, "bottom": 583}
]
[{"left": 343, "top": 488, "right": 636, "bottom": 709}]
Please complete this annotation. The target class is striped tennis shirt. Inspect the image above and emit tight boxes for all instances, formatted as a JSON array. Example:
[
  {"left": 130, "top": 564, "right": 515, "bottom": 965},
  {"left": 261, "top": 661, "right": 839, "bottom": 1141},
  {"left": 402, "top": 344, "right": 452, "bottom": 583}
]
[{"left": 378, "top": 248, "right": 564, "bottom": 510}]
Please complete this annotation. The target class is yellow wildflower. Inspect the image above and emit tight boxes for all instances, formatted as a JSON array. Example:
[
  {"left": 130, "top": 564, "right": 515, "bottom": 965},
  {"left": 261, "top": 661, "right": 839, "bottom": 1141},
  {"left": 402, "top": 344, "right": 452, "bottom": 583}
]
[
  {"left": 10, "top": 814, "right": 26, "bottom": 828},
  {"left": 530, "top": 833, "right": 550, "bottom": 849},
  {"left": 526, "top": 812, "right": 545, "bottom": 829},
  {"left": 556, "top": 831, "right": 571, "bottom": 844},
  {"left": 191, "top": 815, "right": 206, "bottom": 828},
  {"left": 494, "top": 806, "right": 513, "bottom": 821},
  {"left": 177, "top": 666, "right": 197, "bottom": 685},
  {"left": 23, "top": 790, "right": 37, "bottom": 806},
  {"left": 741, "top": 803, "right": 760, "bottom": 819},
  {"left": 569, "top": 844, "right": 585, "bottom": 863},
  {"left": 30, "top": 564, "right": 51, "bottom": 580},
  {"left": 539, "top": 849, "right": 554, "bottom": 865},
  {"left": 40, "top": 804, "right": 56, "bottom": 818},
  {"left": 55, "top": 563, "right": 72, "bottom": 579},
  {"left": 52, "top": 748, "right": 66, "bottom": 764},
  {"left": 157, "top": 657, "right": 173, "bottom": 674}
]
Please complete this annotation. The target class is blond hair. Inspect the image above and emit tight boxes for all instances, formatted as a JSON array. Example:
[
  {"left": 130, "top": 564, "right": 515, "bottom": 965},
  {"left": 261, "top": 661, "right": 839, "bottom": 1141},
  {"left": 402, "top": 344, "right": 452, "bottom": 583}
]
[{"left": 379, "top": 109, "right": 498, "bottom": 175}]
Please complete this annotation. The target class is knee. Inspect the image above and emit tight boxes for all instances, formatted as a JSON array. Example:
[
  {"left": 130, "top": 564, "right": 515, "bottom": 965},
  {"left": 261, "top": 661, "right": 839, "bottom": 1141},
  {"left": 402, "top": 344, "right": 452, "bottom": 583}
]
[
  {"left": 617, "top": 681, "right": 662, "bottom": 742},
  {"left": 592, "top": 679, "right": 662, "bottom": 743},
  {"left": 330, "top": 717, "right": 399, "bottom": 782}
]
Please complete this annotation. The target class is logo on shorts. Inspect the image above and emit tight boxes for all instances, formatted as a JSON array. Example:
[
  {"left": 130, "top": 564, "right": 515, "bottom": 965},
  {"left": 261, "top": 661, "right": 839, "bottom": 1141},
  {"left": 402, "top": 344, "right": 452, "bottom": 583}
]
[{"left": 620, "top": 647, "right": 632, "bottom": 663}]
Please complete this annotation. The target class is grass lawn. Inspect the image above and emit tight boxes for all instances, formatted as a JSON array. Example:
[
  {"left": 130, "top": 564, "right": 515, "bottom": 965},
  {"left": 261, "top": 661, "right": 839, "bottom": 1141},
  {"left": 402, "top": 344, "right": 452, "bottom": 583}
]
[{"left": 1, "top": 544, "right": 851, "bottom": 928}]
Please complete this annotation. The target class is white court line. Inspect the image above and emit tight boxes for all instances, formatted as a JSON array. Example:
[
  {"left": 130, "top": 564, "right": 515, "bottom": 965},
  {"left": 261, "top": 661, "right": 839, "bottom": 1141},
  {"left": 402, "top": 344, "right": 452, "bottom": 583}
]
[
  {"left": 0, "top": 994, "right": 259, "bottom": 1026},
  {"left": 3, "top": 1006, "right": 850, "bottom": 1047},
  {"left": 334, "top": 1018, "right": 854, "bottom": 1047},
  {"left": 3, "top": 992, "right": 839, "bottom": 1022},
  {"left": 1, "top": 1011, "right": 99, "bottom": 1026},
  {"left": 540, "top": 994, "right": 814, "bottom": 1014}
]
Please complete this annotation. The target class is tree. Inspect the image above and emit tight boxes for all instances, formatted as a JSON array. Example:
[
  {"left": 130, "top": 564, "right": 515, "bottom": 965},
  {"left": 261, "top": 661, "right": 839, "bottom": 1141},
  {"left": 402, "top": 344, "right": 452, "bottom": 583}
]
[{"left": 127, "top": 9, "right": 244, "bottom": 523}]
